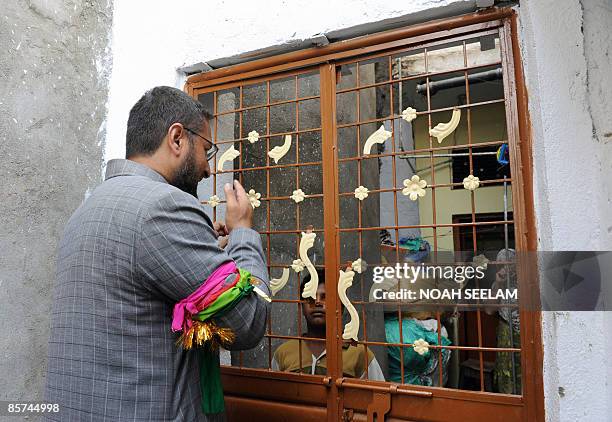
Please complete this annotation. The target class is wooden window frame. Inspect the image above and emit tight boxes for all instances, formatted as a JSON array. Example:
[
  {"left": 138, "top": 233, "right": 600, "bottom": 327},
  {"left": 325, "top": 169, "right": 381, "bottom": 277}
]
[{"left": 186, "top": 8, "right": 543, "bottom": 422}]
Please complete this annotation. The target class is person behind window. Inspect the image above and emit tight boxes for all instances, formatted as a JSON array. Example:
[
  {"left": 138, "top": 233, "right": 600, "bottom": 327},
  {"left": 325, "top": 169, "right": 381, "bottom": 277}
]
[
  {"left": 487, "top": 248, "right": 521, "bottom": 394},
  {"left": 385, "top": 311, "right": 452, "bottom": 387},
  {"left": 381, "top": 265, "right": 452, "bottom": 387},
  {"left": 272, "top": 269, "right": 385, "bottom": 380}
]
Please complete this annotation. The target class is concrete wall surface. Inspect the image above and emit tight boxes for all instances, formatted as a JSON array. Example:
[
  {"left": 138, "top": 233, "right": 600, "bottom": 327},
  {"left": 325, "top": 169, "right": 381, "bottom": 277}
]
[
  {"left": 518, "top": 0, "right": 612, "bottom": 420},
  {"left": 0, "top": 0, "right": 113, "bottom": 402}
]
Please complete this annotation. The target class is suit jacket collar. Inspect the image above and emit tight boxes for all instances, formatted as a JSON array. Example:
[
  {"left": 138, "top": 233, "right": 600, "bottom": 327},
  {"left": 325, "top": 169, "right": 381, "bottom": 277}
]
[{"left": 105, "top": 159, "right": 168, "bottom": 184}]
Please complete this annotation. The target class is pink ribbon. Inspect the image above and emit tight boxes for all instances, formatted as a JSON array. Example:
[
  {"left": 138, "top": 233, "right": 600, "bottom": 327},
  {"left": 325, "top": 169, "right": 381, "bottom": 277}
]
[{"left": 171, "top": 261, "right": 238, "bottom": 332}]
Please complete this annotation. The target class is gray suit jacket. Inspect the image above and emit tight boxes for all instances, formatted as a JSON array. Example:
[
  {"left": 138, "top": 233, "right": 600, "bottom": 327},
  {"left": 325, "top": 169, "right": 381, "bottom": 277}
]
[{"left": 44, "top": 159, "right": 269, "bottom": 421}]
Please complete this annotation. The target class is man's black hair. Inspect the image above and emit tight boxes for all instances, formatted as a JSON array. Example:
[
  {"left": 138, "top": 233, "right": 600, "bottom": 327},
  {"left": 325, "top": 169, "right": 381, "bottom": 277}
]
[
  {"left": 300, "top": 268, "right": 326, "bottom": 296},
  {"left": 125, "top": 86, "right": 212, "bottom": 158}
]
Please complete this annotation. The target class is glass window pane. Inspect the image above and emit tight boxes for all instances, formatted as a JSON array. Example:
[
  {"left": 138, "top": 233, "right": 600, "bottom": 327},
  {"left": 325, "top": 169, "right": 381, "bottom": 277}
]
[
  {"left": 359, "top": 56, "right": 390, "bottom": 85},
  {"left": 337, "top": 91, "right": 357, "bottom": 125},
  {"left": 242, "top": 107, "right": 267, "bottom": 138},
  {"left": 216, "top": 87, "right": 240, "bottom": 113},
  {"left": 298, "top": 131, "right": 322, "bottom": 163},
  {"left": 359, "top": 84, "right": 392, "bottom": 121},
  {"left": 337, "top": 63, "right": 357, "bottom": 90},
  {"left": 216, "top": 113, "right": 239, "bottom": 141},
  {"left": 270, "top": 102, "right": 296, "bottom": 134},
  {"left": 298, "top": 99, "right": 320, "bottom": 130},
  {"left": 298, "top": 72, "right": 320, "bottom": 98},
  {"left": 270, "top": 76, "right": 296, "bottom": 103},
  {"left": 243, "top": 81, "right": 267, "bottom": 107},
  {"left": 337, "top": 126, "right": 358, "bottom": 159}
]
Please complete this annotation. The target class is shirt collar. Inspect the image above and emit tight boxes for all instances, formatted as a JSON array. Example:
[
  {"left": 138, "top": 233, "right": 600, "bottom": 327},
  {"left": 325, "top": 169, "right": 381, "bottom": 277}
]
[
  {"left": 301, "top": 339, "right": 352, "bottom": 362},
  {"left": 104, "top": 159, "right": 168, "bottom": 184}
]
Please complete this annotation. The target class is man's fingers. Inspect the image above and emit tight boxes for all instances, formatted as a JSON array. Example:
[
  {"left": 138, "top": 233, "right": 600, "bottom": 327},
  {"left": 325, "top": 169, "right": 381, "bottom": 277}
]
[
  {"left": 233, "top": 180, "right": 249, "bottom": 206},
  {"left": 224, "top": 183, "right": 237, "bottom": 208},
  {"left": 218, "top": 222, "right": 229, "bottom": 236},
  {"left": 233, "top": 179, "right": 246, "bottom": 196},
  {"left": 218, "top": 236, "right": 229, "bottom": 249},
  {"left": 212, "top": 221, "right": 221, "bottom": 238},
  {"left": 213, "top": 221, "right": 228, "bottom": 236}
]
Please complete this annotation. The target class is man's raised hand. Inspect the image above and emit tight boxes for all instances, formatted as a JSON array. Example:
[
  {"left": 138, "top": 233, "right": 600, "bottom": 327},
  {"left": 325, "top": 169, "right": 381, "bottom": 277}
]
[{"left": 223, "top": 180, "right": 253, "bottom": 232}]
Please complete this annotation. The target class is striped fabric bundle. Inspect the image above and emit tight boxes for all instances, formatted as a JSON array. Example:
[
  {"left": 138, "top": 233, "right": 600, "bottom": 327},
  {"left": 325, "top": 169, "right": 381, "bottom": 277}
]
[{"left": 172, "top": 261, "right": 256, "bottom": 415}]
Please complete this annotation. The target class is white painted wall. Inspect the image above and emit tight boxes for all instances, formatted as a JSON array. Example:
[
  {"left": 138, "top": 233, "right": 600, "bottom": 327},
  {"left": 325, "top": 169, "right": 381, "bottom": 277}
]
[
  {"left": 104, "top": 0, "right": 470, "bottom": 161},
  {"left": 518, "top": 0, "right": 612, "bottom": 421},
  {"left": 104, "top": 1, "right": 612, "bottom": 420}
]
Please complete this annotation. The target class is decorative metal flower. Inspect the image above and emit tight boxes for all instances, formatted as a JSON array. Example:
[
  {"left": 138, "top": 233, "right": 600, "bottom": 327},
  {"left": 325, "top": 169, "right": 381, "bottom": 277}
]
[
  {"left": 472, "top": 254, "right": 489, "bottom": 270},
  {"left": 207, "top": 195, "right": 221, "bottom": 208},
  {"left": 354, "top": 185, "right": 369, "bottom": 201},
  {"left": 463, "top": 174, "right": 480, "bottom": 191},
  {"left": 401, "top": 107, "right": 417, "bottom": 123},
  {"left": 290, "top": 188, "right": 306, "bottom": 203},
  {"left": 351, "top": 258, "right": 367, "bottom": 274},
  {"left": 402, "top": 175, "right": 427, "bottom": 201},
  {"left": 247, "top": 130, "right": 260, "bottom": 144},
  {"left": 412, "top": 338, "right": 429, "bottom": 356},
  {"left": 291, "top": 259, "right": 305, "bottom": 273},
  {"left": 247, "top": 189, "right": 261, "bottom": 209}
]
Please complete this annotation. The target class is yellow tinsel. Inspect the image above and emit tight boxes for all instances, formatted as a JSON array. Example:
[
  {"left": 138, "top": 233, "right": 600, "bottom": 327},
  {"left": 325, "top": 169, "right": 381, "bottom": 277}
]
[{"left": 177, "top": 320, "right": 235, "bottom": 350}]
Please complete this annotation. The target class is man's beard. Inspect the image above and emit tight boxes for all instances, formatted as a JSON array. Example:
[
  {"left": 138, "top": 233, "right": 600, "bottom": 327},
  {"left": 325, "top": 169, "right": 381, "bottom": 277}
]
[{"left": 171, "top": 148, "right": 200, "bottom": 198}]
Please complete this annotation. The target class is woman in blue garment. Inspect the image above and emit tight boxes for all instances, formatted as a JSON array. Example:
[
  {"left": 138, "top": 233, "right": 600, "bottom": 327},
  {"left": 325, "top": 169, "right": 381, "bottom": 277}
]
[{"left": 385, "top": 311, "right": 452, "bottom": 386}]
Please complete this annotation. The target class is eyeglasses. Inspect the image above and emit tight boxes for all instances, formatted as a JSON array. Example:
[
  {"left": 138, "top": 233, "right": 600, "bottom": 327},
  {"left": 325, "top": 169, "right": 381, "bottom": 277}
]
[{"left": 184, "top": 127, "right": 218, "bottom": 161}]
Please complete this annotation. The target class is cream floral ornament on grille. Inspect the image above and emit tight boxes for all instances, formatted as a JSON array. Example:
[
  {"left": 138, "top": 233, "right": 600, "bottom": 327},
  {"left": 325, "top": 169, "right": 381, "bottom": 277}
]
[
  {"left": 401, "top": 107, "right": 417, "bottom": 123},
  {"left": 413, "top": 338, "right": 429, "bottom": 356},
  {"left": 207, "top": 195, "right": 221, "bottom": 208},
  {"left": 351, "top": 258, "right": 367, "bottom": 274},
  {"left": 463, "top": 174, "right": 480, "bottom": 191},
  {"left": 247, "top": 130, "right": 260, "bottom": 144},
  {"left": 247, "top": 189, "right": 261, "bottom": 208},
  {"left": 472, "top": 254, "right": 489, "bottom": 270},
  {"left": 354, "top": 185, "right": 369, "bottom": 201},
  {"left": 402, "top": 175, "right": 427, "bottom": 200},
  {"left": 290, "top": 188, "right": 306, "bottom": 203},
  {"left": 291, "top": 259, "right": 305, "bottom": 273}
]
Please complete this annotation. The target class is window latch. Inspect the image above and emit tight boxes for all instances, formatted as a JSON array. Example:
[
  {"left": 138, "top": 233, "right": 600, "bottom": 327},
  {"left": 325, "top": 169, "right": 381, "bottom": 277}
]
[{"left": 367, "top": 391, "right": 391, "bottom": 422}]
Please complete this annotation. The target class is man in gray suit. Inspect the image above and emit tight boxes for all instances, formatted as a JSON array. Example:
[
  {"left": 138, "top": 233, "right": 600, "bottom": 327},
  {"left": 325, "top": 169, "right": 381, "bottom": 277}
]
[{"left": 44, "top": 86, "right": 269, "bottom": 421}]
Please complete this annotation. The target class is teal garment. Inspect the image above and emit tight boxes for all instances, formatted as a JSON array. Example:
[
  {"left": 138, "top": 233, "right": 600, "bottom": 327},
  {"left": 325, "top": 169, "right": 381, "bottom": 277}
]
[
  {"left": 398, "top": 237, "right": 424, "bottom": 251},
  {"left": 385, "top": 317, "right": 452, "bottom": 386}
]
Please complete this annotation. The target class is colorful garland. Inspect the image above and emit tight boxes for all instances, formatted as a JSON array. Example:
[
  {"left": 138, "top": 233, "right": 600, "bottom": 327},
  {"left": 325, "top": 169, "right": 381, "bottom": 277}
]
[{"left": 172, "top": 262, "right": 257, "bottom": 416}]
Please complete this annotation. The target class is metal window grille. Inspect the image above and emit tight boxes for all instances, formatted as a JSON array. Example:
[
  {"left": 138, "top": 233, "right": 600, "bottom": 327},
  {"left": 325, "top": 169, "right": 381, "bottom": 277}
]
[{"left": 187, "top": 9, "right": 543, "bottom": 422}]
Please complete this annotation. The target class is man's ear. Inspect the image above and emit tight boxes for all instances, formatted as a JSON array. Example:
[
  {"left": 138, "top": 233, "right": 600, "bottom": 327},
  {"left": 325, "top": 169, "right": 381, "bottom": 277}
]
[{"left": 166, "top": 123, "right": 185, "bottom": 156}]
